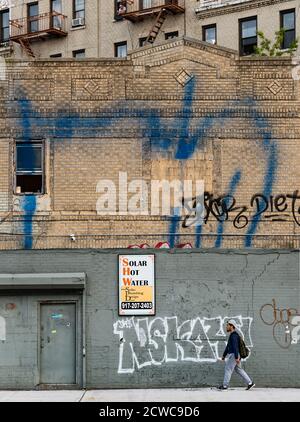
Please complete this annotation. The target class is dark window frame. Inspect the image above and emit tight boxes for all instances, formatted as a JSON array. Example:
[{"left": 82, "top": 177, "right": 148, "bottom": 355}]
[
  {"left": 202, "top": 24, "right": 217, "bottom": 44},
  {"left": 0, "top": 8, "right": 9, "bottom": 43},
  {"left": 165, "top": 31, "right": 179, "bottom": 40},
  {"left": 15, "top": 141, "right": 45, "bottom": 195},
  {"left": 50, "top": 0, "right": 63, "bottom": 29},
  {"left": 139, "top": 37, "right": 147, "bottom": 47},
  {"left": 73, "top": 0, "right": 85, "bottom": 20},
  {"left": 114, "top": 41, "right": 127, "bottom": 57},
  {"left": 115, "top": 0, "right": 125, "bottom": 20},
  {"left": 27, "top": 2, "right": 39, "bottom": 34},
  {"left": 72, "top": 48, "right": 85, "bottom": 58},
  {"left": 239, "top": 15, "right": 257, "bottom": 56},
  {"left": 50, "top": 53, "right": 62, "bottom": 57},
  {"left": 280, "top": 8, "right": 296, "bottom": 50}
]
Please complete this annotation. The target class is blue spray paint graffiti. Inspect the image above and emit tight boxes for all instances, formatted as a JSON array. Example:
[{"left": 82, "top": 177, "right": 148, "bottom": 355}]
[
  {"left": 215, "top": 170, "right": 241, "bottom": 248},
  {"left": 14, "top": 76, "right": 278, "bottom": 249},
  {"left": 21, "top": 195, "right": 36, "bottom": 249}
]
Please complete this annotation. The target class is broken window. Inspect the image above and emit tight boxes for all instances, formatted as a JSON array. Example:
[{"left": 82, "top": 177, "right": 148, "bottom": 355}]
[{"left": 15, "top": 142, "right": 44, "bottom": 194}]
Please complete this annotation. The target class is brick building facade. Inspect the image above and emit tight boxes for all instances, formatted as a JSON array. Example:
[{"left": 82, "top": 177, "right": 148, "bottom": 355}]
[{"left": 0, "top": 37, "right": 299, "bottom": 249}]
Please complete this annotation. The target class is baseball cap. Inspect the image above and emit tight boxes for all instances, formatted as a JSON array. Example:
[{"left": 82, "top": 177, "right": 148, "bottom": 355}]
[{"left": 227, "top": 319, "right": 238, "bottom": 328}]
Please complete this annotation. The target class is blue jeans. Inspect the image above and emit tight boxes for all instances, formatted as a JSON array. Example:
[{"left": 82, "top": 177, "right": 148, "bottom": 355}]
[{"left": 223, "top": 353, "right": 252, "bottom": 387}]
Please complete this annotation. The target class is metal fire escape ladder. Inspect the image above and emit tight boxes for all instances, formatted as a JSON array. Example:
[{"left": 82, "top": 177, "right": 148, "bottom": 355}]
[
  {"left": 145, "top": 8, "right": 168, "bottom": 44},
  {"left": 19, "top": 38, "right": 35, "bottom": 58}
]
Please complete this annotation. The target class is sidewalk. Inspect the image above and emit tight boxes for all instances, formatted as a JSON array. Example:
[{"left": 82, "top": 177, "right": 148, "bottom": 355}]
[{"left": 0, "top": 388, "right": 299, "bottom": 402}]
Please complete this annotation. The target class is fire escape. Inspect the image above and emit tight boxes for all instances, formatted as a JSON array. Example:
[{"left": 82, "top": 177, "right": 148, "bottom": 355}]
[
  {"left": 10, "top": 12, "right": 67, "bottom": 58},
  {"left": 117, "top": 0, "right": 185, "bottom": 45}
]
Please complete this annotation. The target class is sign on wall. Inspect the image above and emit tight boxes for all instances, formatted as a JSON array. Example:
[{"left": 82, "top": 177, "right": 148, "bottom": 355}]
[{"left": 118, "top": 255, "right": 155, "bottom": 316}]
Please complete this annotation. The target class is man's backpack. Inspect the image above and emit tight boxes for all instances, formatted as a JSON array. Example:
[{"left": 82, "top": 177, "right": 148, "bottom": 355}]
[{"left": 239, "top": 335, "right": 249, "bottom": 359}]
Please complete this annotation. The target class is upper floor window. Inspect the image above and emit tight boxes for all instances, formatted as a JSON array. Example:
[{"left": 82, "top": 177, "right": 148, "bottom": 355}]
[
  {"left": 115, "top": 41, "right": 127, "bottom": 57},
  {"left": 115, "top": 0, "right": 126, "bottom": 19},
  {"left": 0, "top": 9, "right": 9, "bottom": 43},
  {"left": 139, "top": 37, "right": 147, "bottom": 47},
  {"left": 51, "top": 0, "right": 62, "bottom": 29},
  {"left": 165, "top": 31, "right": 179, "bottom": 40},
  {"left": 73, "top": 0, "right": 85, "bottom": 20},
  {"left": 15, "top": 142, "right": 44, "bottom": 194},
  {"left": 140, "top": 0, "right": 152, "bottom": 9},
  {"left": 239, "top": 16, "right": 257, "bottom": 56},
  {"left": 28, "top": 2, "right": 39, "bottom": 33},
  {"left": 73, "top": 49, "right": 85, "bottom": 58},
  {"left": 280, "top": 9, "right": 295, "bottom": 49},
  {"left": 202, "top": 24, "right": 216, "bottom": 44}
]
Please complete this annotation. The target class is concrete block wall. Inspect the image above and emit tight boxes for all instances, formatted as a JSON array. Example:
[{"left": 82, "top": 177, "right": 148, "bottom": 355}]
[{"left": 0, "top": 248, "right": 299, "bottom": 388}]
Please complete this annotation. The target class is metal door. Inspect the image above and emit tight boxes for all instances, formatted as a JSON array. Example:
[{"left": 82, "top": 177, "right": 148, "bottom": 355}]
[{"left": 40, "top": 303, "right": 76, "bottom": 385}]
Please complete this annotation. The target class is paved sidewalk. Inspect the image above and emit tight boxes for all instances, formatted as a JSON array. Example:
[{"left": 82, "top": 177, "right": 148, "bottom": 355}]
[{"left": 0, "top": 388, "right": 299, "bottom": 402}]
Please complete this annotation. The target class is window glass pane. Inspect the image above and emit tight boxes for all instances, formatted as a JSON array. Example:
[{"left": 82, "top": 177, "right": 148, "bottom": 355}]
[
  {"left": 116, "top": 43, "right": 127, "bottom": 57},
  {"left": 242, "top": 19, "right": 256, "bottom": 38},
  {"left": 3, "top": 27, "right": 9, "bottom": 40},
  {"left": 283, "top": 12, "right": 294, "bottom": 30},
  {"left": 17, "top": 144, "right": 42, "bottom": 172},
  {"left": 243, "top": 36, "right": 257, "bottom": 46},
  {"left": 52, "top": 0, "right": 62, "bottom": 12},
  {"left": 142, "top": 0, "right": 152, "bottom": 8},
  {"left": 73, "top": 50, "right": 85, "bottom": 58},
  {"left": 75, "top": 0, "right": 84, "bottom": 10},
  {"left": 205, "top": 27, "right": 216, "bottom": 44},
  {"left": 283, "top": 30, "right": 295, "bottom": 48},
  {"left": 75, "top": 10, "right": 85, "bottom": 18},
  {"left": 2, "top": 10, "right": 9, "bottom": 27},
  {"left": 29, "top": 3, "right": 38, "bottom": 17}
]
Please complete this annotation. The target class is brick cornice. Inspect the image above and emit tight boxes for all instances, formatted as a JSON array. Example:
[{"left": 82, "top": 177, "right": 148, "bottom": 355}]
[{"left": 196, "top": 0, "right": 294, "bottom": 19}]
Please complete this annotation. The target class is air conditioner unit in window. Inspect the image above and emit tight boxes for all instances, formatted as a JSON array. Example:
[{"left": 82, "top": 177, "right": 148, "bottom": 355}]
[{"left": 72, "top": 17, "right": 85, "bottom": 27}]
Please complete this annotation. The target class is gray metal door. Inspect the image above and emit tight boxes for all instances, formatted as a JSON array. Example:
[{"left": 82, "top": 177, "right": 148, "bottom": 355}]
[{"left": 40, "top": 303, "right": 76, "bottom": 384}]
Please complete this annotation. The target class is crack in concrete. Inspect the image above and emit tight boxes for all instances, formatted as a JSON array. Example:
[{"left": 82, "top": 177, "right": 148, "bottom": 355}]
[{"left": 250, "top": 253, "right": 281, "bottom": 315}]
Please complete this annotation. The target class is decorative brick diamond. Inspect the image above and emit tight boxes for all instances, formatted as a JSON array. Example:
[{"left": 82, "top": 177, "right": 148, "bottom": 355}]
[
  {"left": 84, "top": 80, "right": 100, "bottom": 95},
  {"left": 174, "top": 69, "right": 194, "bottom": 87},
  {"left": 268, "top": 81, "right": 282, "bottom": 95}
]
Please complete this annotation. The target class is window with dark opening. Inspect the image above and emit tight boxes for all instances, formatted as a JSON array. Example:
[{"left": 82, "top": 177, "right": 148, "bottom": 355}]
[
  {"left": 202, "top": 24, "right": 216, "bottom": 44},
  {"left": 115, "top": 0, "right": 126, "bottom": 19},
  {"left": 51, "top": 0, "right": 62, "bottom": 29},
  {"left": 73, "top": 49, "right": 85, "bottom": 58},
  {"left": 165, "top": 31, "right": 179, "bottom": 40},
  {"left": 73, "top": 0, "right": 85, "bottom": 19},
  {"left": 239, "top": 16, "right": 257, "bottom": 56},
  {"left": 280, "top": 9, "right": 295, "bottom": 49},
  {"left": 139, "top": 37, "right": 147, "bottom": 47},
  {"left": 28, "top": 2, "right": 39, "bottom": 33},
  {"left": 0, "top": 9, "right": 9, "bottom": 43},
  {"left": 114, "top": 41, "right": 127, "bottom": 57},
  {"left": 15, "top": 142, "right": 44, "bottom": 194}
]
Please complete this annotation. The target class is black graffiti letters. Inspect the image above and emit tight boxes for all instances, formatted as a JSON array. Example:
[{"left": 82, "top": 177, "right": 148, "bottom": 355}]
[{"left": 182, "top": 190, "right": 300, "bottom": 229}]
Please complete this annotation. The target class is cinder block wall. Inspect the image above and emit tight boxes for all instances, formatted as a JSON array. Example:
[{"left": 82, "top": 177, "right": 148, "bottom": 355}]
[{"left": 0, "top": 248, "right": 298, "bottom": 388}]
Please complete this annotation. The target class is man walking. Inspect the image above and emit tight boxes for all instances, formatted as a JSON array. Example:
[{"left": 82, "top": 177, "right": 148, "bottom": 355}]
[{"left": 218, "top": 319, "right": 255, "bottom": 390}]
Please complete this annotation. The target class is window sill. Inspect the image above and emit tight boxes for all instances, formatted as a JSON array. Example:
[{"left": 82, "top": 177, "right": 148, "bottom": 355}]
[{"left": 70, "top": 25, "right": 86, "bottom": 31}]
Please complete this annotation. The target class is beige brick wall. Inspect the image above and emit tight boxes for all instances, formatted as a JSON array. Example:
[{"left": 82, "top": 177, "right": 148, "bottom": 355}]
[{"left": 0, "top": 37, "right": 299, "bottom": 249}]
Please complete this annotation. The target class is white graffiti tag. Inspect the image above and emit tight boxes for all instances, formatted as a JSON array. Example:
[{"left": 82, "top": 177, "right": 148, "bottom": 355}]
[{"left": 113, "top": 315, "right": 253, "bottom": 374}]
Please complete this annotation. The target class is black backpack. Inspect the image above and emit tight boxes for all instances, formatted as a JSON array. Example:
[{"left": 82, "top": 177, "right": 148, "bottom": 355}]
[{"left": 239, "top": 335, "right": 249, "bottom": 359}]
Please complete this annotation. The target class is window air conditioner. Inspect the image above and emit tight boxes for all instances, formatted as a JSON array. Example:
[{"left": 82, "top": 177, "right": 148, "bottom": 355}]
[{"left": 72, "top": 17, "right": 85, "bottom": 27}]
